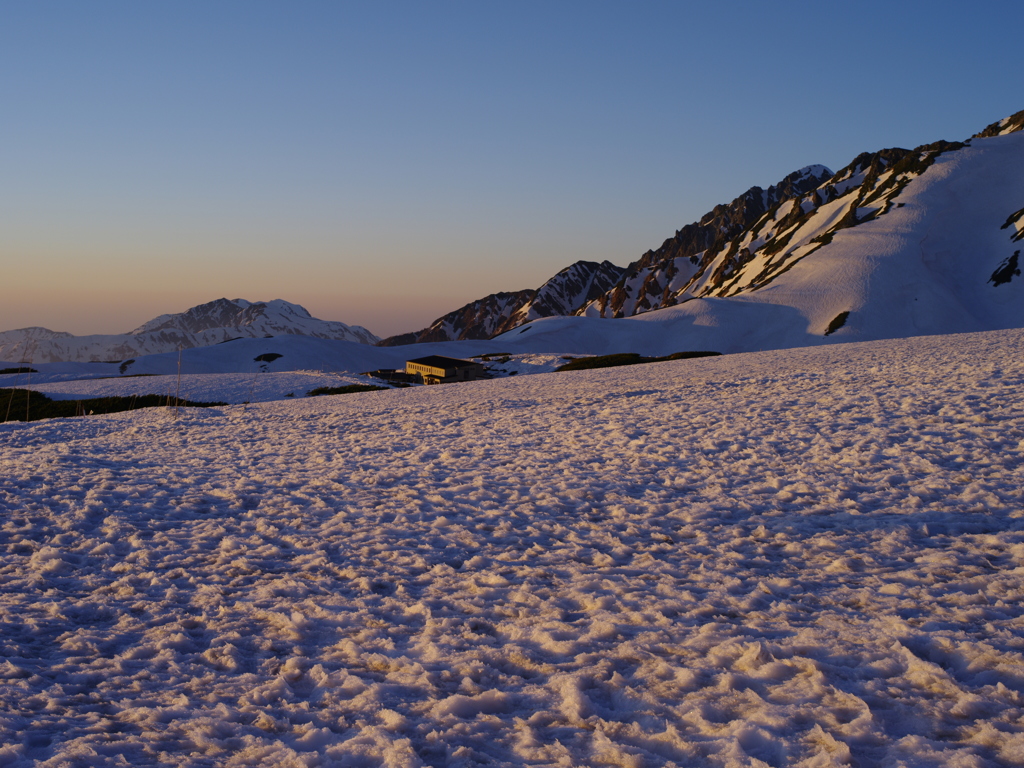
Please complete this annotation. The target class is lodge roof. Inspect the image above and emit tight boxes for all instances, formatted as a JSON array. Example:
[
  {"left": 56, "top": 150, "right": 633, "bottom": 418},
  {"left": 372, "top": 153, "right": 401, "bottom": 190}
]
[{"left": 406, "top": 355, "right": 481, "bottom": 369}]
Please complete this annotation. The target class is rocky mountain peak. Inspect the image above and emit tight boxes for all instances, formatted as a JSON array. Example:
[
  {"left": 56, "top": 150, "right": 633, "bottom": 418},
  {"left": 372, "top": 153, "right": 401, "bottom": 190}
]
[
  {"left": 378, "top": 260, "right": 627, "bottom": 346},
  {"left": 973, "top": 108, "right": 1024, "bottom": 139},
  {"left": 574, "top": 110, "right": 1024, "bottom": 322}
]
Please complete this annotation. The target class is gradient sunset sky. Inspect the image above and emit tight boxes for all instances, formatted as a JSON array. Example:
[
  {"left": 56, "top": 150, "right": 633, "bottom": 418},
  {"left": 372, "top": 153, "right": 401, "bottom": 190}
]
[{"left": 3, "top": 1, "right": 1022, "bottom": 338}]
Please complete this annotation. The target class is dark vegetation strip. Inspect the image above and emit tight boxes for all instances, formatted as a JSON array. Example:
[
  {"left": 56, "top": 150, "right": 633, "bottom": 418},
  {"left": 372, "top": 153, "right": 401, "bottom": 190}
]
[
  {"left": 1, "top": 389, "right": 226, "bottom": 423},
  {"left": 306, "top": 384, "right": 389, "bottom": 397},
  {"left": 556, "top": 351, "right": 720, "bottom": 372}
]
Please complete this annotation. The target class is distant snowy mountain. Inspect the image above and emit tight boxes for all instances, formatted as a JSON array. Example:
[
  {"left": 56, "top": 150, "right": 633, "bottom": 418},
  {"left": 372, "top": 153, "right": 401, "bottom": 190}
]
[
  {"left": 379, "top": 260, "right": 624, "bottom": 345},
  {"left": 128, "top": 298, "right": 378, "bottom": 345},
  {"left": 0, "top": 298, "right": 379, "bottom": 363}
]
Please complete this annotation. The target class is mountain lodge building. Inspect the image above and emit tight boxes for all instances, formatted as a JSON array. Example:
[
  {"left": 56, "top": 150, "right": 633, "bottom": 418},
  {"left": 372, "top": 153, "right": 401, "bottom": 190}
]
[{"left": 405, "top": 355, "right": 486, "bottom": 385}]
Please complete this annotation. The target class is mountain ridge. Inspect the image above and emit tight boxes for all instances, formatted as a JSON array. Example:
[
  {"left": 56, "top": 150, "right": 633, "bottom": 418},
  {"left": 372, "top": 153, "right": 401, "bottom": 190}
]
[
  {"left": 0, "top": 298, "right": 379, "bottom": 364},
  {"left": 378, "top": 260, "right": 625, "bottom": 346},
  {"left": 6, "top": 107, "right": 1023, "bottom": 364},
  {"left": 486, "top": 107, "right": 1024, "bottom": 354},
  {"left": 385, "top": 108, "right": 1024, "bottom": 345}
]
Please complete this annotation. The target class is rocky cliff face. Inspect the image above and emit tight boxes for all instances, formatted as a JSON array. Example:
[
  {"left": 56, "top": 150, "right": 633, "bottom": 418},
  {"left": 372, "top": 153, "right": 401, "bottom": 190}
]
[
  {"left": 974, "top": 108, "right": 1024, "bottom": 138},
  {"left": 500, "top": 261, "right": 624, "bottom": 332},
  {"left": 577, "top": 165, "right": 836, "bottom": 318},
  {"left": 379, "top": 291, "right": 536, "bottom": 346}
]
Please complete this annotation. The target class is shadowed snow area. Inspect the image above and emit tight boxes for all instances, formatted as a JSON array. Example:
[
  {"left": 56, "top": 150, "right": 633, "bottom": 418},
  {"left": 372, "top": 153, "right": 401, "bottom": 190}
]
[{"left": 1, "top": 329, "right": 1023, "bottom": 766}]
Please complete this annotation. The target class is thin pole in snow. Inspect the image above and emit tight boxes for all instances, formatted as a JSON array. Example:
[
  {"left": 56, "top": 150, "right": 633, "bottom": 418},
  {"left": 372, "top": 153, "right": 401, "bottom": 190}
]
[
  {"left": 23, "top": 341, "right": 35, "bottom": 422},
  {"left": 174, "top": 345, "right": 183, "bottom": 419},
  {"left": 246, "top": 364, "right": 261, "bottom": 408},
  {"left": 2, "top": 342, "right": 24, "bottom": 422}
]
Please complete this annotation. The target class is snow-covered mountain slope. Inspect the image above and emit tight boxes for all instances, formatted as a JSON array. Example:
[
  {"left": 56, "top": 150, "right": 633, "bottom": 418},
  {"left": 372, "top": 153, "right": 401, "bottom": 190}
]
[
  {"left": 495, "top": 300, "right": 815, "bottom": 355},
  {"left": 0, "top": 298, "right": 379, "bottom": 364},
  {"left": 383, "top": 109, "right": 1024, "bottom": 353},
  {"left": 379, "top": 260, "right": 625, "bottom": 345},
  {"left": 2, "top": 328, "right": 1023, "bottom": 765},
  {"left": 479, "top": 111, "right": 1021, "bottom": 351},
  {"left": 578, "top": 109, "right": 1024, "bottom": 339}
]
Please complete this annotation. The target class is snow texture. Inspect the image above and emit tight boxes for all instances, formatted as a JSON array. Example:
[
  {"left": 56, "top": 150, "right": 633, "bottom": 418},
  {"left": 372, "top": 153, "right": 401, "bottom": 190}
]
[{"left": 1, "top": 329, "right": 1024, "bottom": 766}]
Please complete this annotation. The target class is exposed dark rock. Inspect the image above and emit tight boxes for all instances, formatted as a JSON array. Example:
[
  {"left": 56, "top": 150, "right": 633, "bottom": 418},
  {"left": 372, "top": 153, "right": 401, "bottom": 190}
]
[
  {"left": 973, "top": 109, "right": 1024, "bottom": 138},
  {"left": 379, "top": 290, "right": 534, "bottom": 345},
  {"left": 583, "top": 165, "right": 834, "bottom": 317},
  {"left": 378, "top": 260, "right": 626, "bottom": 345},
  {"left": 989, "top": 251, "right": 1021, "bottom": 287}
]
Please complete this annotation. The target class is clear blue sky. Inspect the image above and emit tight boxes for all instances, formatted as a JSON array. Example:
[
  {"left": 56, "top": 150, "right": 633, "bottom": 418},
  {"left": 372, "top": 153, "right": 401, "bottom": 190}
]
[{"left": 2, "top": 0, "right": 1022, "bottom": 337}]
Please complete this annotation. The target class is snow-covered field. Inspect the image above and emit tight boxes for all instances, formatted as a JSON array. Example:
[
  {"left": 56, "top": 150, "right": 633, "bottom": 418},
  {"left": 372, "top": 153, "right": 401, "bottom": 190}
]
[
  {"left": 1, "top": 329, "right": 1023, "bottom": 766},
  {"left": 2, "top": 371, "right": 375, "bottom": 406},
  {"left": 1, "top": 354, "right": 575, "bottom": 405}
]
